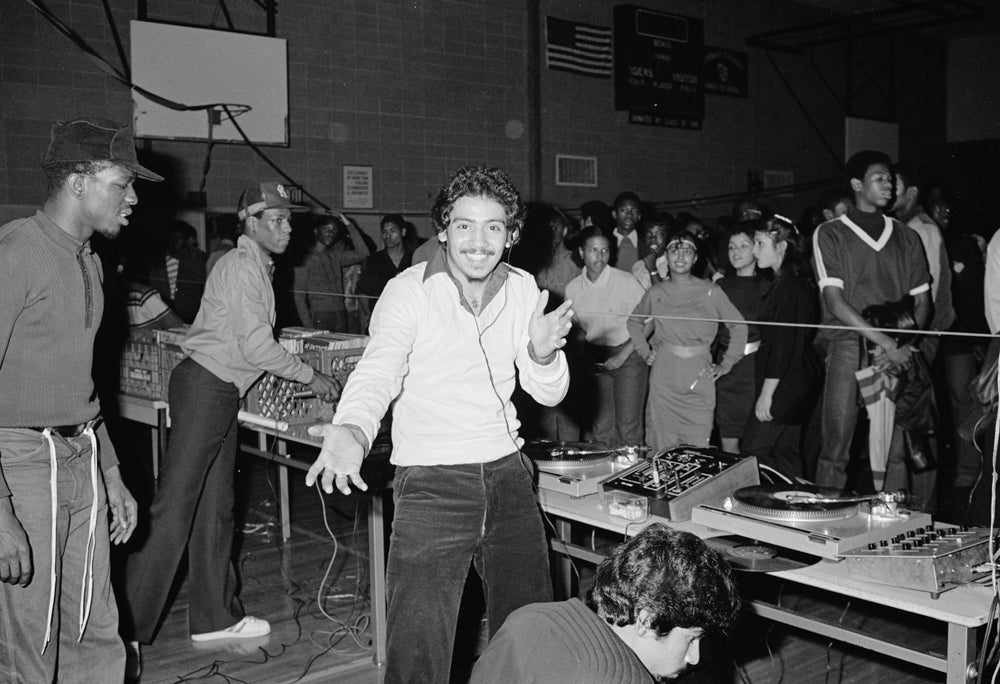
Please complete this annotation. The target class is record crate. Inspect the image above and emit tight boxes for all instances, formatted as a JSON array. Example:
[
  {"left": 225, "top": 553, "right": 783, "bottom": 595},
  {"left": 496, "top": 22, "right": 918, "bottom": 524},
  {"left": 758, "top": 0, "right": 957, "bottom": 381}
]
[
  {"left": 300, "top": 332, "right": 369, "bottom": 387},
  {"left": 120, "top": 329, "right": 162, "bottom": 399},
  {"left": 119, "top": 326, "right": 190, "bottom": 401},
  {"left": 243, "top": 350, "right": 336, "bottom": 426}
]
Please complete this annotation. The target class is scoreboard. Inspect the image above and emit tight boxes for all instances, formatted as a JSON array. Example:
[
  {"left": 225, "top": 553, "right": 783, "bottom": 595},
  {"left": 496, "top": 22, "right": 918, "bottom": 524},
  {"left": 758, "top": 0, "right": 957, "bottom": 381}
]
[{"left": 613, "top": 4, "right": 705, "bottom": 129}]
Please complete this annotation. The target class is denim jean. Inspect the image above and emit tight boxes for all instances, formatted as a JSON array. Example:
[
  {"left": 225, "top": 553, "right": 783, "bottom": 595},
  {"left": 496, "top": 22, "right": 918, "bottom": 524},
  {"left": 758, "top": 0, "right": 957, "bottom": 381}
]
[
  {"left": 816, "top": 338, "right": 863, "bottom": 489},
  {"left": 385, "top": 452, "right": 552, "bottom": 684},
  {"left": 592, "top": 350, "right": 648, "bottom": 447},
  {"left": 0, "top": 428, "right": 124, "bottom": 683},
  {"left": 122, "top": 358, "right": 244, "bottom": 642}
]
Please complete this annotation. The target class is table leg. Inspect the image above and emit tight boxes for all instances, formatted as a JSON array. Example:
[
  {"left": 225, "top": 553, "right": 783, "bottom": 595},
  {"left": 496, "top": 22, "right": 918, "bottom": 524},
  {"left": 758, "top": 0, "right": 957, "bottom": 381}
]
[
  {"left": 276, "top": 438, "right": 291, "bottom": 541},
  {"left": 946, "top": 622, "right": 977, "bottom": 683},
  {"left": 556, "top": 519, "right": 572, "bottom": 598},
  {"left": 369, "top": 494, "right": 387, "bottom": 668}
]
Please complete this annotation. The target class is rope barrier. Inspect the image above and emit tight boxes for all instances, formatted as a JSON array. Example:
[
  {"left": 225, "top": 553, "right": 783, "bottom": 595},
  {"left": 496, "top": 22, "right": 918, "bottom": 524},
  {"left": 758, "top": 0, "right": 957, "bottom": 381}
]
[{"left": 147, "top": 276, "right": 999, "bottom": 340}]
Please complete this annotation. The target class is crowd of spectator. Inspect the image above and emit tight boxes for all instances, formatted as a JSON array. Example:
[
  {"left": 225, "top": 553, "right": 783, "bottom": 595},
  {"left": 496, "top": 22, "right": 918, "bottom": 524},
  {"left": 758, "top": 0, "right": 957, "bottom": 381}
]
[{"left": 97, "top": 151, "right": 998, "bottom": 528}]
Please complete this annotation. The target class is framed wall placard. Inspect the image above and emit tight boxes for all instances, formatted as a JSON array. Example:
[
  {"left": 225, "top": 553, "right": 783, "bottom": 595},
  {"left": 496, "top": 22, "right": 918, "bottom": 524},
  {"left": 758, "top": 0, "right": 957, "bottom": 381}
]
[{"left": 342, "top": 165, "right": 374, "bottom": 209}]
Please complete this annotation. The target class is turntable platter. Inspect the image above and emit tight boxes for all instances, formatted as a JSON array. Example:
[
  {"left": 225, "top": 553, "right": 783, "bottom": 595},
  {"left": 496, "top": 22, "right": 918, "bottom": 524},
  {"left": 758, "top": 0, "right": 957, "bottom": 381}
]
[
  {"left": 732, "top": 484, "right": 860, "bottom": 522},
  {"left": 522, "top": 440, "right": 615, "bottom": 469}
]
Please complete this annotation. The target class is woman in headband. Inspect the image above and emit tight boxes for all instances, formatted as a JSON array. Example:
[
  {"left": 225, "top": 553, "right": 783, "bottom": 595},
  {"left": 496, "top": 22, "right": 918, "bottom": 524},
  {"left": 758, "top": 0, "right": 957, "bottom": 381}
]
[{"left": 628, "top": 230, "right": 748, "bottom": 451}]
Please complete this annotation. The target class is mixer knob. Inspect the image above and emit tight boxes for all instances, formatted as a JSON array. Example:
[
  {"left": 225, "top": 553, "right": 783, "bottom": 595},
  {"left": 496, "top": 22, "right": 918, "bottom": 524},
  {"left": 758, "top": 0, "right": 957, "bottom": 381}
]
[
  {"left": 906, "top": 530, "right": 916, "bottom": 538},
  {"left": 902, "top": 542, "right": 912, "bottom": 551},
  {"left": 868, "top": 542, "right": 877, "bottom": 550},
  {"left": 879, "top": 539, "right": 889, "bottom": 547}
]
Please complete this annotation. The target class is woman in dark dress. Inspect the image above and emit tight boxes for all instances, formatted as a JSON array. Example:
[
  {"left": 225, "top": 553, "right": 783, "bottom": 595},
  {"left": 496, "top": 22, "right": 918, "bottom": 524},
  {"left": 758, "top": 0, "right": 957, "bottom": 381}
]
[{"left": 741, "top": 215, "right": 821, "bottom": 478}]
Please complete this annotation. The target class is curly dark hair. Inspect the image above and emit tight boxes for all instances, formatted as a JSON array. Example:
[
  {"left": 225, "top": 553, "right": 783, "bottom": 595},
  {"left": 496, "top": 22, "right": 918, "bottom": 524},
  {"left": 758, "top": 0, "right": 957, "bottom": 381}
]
[
  {"left": 41, "top": 159, "right": 113, "bottom": 199},
  {"left": 587, "top": 524, "right": 740, "bottom": 636},
  {"left": 430, "top": 166, "right": 525, "bottom": 242}
]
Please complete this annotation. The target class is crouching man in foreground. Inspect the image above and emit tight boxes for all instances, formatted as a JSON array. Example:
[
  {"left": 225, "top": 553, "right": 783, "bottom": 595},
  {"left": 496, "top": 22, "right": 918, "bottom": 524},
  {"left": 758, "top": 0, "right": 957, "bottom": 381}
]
[{"left": 470, "top": 524, "right": 740, "bottom": 683}]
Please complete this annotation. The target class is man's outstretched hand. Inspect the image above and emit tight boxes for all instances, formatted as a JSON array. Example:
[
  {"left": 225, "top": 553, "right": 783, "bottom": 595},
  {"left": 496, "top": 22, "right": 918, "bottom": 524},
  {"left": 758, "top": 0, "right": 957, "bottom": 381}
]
[{"left": 305, "top": 424, "right": 368, "bottom": 495}]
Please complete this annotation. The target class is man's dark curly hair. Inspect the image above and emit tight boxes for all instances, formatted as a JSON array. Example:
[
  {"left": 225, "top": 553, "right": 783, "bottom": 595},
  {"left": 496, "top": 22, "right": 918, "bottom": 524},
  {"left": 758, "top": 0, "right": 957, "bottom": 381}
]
[
  {"left": 430, "top": 166, "right": 525, "bottom": 242},
  {"left": 41, "top": 159, "right": 113, "bottom": 200},
  {"left": 587, "top": 524, "right": 740, "bottom": 636}
]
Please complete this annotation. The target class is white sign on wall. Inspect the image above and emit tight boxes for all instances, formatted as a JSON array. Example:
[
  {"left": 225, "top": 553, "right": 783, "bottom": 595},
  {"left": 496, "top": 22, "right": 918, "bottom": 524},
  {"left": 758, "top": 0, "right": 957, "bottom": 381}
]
[{"left": 343, "top": 166, "right": 374, "bottom": 209}]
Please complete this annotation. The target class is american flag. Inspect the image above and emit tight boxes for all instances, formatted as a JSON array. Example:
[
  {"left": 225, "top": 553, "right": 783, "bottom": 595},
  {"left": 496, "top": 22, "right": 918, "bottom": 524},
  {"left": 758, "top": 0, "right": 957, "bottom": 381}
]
[{"left": 545, "top": 16, "right": 612, "bottom": 78}]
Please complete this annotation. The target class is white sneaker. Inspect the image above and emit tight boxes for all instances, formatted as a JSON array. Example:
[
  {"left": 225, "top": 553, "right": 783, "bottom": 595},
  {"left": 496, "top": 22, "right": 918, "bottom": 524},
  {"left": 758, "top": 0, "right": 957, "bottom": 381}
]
[{"left": 190, "top": 616, "right": 271, "bottom": 642}]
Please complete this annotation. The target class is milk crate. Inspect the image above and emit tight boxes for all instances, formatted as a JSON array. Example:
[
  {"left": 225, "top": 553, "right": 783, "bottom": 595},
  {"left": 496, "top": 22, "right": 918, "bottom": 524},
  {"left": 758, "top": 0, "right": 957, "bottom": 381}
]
[
  {"left": 243, "top": 351, "right": 335, "bottom": 425},
  {"left": 301, "top": 333, "right": 369, "bottom": 386},
  {"left": 120, "top": 329, "right": 162, "bottom": 399}
]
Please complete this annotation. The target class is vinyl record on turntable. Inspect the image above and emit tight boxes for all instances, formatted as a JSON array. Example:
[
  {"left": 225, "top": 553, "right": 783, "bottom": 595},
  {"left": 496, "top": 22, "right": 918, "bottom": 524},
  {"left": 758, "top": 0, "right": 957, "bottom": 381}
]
[
  {"left": 732, "top": 484, "right": 860, "bottom": 522},
  {"left": 522, "top": 440, "right": 614, "bottom": 471},
  {"left": 705, "top": 535, "right": 818, "bottom": 572}
]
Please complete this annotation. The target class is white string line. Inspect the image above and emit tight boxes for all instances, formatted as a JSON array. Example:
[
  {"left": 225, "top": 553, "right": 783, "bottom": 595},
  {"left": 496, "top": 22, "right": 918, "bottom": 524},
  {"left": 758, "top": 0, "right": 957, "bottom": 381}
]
[{"left": 162, "top": 277, "right": 999, "bottom": 340}]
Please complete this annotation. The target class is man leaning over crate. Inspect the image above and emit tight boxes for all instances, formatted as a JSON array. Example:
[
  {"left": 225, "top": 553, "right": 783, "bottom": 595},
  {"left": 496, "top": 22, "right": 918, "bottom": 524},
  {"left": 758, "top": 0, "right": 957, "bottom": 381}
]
[
  {"left": 120, "top": 182, "right": 340, "bottom": 658},
  {"left": 306, "top": 166, "right": 574, "bottom": 683},
  {"left": 0, "top": 117, "right": 148, "bottom": 683}
]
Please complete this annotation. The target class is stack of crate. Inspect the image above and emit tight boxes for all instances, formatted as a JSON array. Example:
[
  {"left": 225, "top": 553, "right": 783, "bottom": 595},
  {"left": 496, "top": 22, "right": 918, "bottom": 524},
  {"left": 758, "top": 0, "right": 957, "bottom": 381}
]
[
  {"left": 118, "top": 326, "right": 190, "bottom": 400},
  {"left": 119, "top": 329, "right": 162, "bottom": 399}
]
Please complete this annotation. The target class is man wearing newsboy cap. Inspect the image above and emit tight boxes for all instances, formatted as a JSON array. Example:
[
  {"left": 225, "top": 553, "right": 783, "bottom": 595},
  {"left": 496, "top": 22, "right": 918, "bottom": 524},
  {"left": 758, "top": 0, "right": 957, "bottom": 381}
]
[
  {"left": 120, "top": 182, "right": 340, "bottom": 653},
  {"left": 0, "top": 117, "right": 156, "bottom": 683}
]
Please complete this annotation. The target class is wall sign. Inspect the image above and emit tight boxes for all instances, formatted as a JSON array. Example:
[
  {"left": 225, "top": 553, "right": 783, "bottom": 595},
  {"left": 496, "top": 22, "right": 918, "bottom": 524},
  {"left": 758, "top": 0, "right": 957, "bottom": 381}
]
[{"left": 342, "top": 165, "right": 373, "bottom": 209}]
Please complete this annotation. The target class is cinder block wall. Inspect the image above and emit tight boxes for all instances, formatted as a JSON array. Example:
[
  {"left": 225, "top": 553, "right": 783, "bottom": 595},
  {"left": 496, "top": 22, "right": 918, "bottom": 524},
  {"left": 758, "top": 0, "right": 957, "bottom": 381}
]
[{"left": 1, "top": 0, "right": 948, "bottom": 240}]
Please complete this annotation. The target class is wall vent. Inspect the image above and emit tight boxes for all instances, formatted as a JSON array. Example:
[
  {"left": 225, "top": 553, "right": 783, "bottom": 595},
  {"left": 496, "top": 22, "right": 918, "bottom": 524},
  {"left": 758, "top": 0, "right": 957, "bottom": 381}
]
[{"left": 556, "top": 155, "right": 598, "bottom": 187}]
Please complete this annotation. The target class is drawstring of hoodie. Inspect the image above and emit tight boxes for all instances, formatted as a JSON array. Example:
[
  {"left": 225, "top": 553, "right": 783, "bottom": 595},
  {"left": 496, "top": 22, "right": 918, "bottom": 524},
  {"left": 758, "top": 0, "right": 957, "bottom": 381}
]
[{"left": 38, "top": 425, "right": 100, "bottom": 654}]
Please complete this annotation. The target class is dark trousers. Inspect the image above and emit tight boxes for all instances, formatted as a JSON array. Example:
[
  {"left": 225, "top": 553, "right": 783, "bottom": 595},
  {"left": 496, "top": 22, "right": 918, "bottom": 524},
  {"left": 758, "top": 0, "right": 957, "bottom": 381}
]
[
  {"left": 742, "top": 419, "right": 805, "bottom": 479},
  {"left": 385, "top": 453, "right": 552, "bottom": 684},
  {"left": 123, "top": 358, "right": 244, "bottom": 642},
  {"left": 816, "top": 339, "right": 862, "bottom": 489}
]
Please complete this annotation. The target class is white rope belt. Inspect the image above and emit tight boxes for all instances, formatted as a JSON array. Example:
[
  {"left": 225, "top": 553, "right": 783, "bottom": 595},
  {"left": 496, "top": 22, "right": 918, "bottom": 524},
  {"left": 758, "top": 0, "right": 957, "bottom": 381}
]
[{"left": 39, "top": 426, "right": 100, "bottom": 654}]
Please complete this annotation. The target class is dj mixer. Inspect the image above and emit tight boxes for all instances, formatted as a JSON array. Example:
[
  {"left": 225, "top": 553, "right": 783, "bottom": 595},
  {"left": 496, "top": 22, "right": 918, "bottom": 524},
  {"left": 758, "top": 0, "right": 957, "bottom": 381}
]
[{"left": 601, "top": 446, "right": 759, "bottom": 520}]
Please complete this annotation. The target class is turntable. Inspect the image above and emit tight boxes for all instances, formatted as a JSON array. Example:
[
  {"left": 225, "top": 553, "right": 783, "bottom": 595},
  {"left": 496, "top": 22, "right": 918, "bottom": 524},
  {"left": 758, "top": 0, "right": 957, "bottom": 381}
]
[
  {"left": 523, "top": 440, "right": 638, "bottom": 498},
  {"left": 691, "top": 484, "right": 933, "bottom": 560}
]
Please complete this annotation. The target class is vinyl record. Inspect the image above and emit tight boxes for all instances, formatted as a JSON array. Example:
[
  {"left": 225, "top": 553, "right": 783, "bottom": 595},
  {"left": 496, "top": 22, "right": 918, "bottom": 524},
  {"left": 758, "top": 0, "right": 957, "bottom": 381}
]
[
  {"left": 522, "top": 440, "right": 614, "bottom": 464},
  {"left": 705, "top": 535, "right": 818, "bottom": 573},
  {"left": 732, "top": 484, "right": 859, "bottom": 522}
]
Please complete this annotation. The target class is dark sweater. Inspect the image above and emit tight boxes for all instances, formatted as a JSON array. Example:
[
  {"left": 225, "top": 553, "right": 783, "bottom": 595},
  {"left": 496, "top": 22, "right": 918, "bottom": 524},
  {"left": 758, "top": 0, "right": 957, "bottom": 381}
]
[
  {"left": 0, "top": 211, "right": 119, "bottom": 494},
  {"left": 470, "top": 598, "right": 652, "bottom": 684}
]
